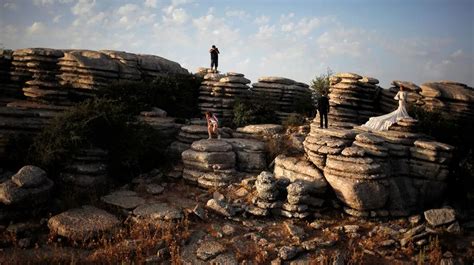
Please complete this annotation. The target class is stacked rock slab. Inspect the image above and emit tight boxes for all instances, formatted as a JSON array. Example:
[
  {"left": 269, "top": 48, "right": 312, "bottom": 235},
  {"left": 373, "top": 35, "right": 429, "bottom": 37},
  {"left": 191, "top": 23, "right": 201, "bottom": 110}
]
[
  {"left": 138, "top": 108, "right": 182, "bottom": 147},
  {"left": 303, "top": 124, "right": 356, "bottom": 170},
  {"left": 378, "top": 81, "right": 423, "bottom": 114},
  {"left": 0, "top": 49, "right": 22, "bottom": 103},
  {"left": 251, "top": 77, "right": 311, "bottom": 122},
  {"left": 304, "top": 119, "right": 455, "bottom": 217},
  {"left": 419, "top": 81, "right": 474, "bottom": 121},
  {"left": 0, "top": 165, "right": 54, "bottom": 222},
  {"left": 222, "top": 138, "right": 266, "bottom": 173},
  {"left": 13, "top": 49, "right": 66, "bottom": 104},
  {"left": 326, "top": 73, "right": 379, "bottom": 128},
  {"left": 248, "top": 171, "right": 282, "bottom": 216},
  {"left": 409, "top": 140, "right": 454, "bottom": 206},
  {"left": 274, "top": 155, "right": 327, "bottom": 214},
  {"left": 182, "top": 139, "right": 237, "bottom": 188},
  {"left": 168, "top": 124, "right": 232, "bottom": 158},
  {"left": 60, "top": 148, "right": 108, "bottom": 193},
  {"left": 198, "top": 72, "right": 251, "bottom": 125}
]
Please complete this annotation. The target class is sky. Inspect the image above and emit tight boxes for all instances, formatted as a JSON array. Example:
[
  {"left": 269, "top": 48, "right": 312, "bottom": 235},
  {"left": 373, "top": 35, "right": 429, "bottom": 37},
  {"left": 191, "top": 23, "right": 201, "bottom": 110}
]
[{"left": 0, "top": 0, "right": 473, "bottom": 87}]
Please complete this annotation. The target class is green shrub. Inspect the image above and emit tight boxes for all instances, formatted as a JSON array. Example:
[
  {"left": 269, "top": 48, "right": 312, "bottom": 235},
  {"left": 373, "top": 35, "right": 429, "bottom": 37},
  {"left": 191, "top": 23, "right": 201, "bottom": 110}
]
[
  {"left": 99, "top": 74, "right": 201, "bottom": 118},
  {"left": 291, "top": 95, "right": 316, "bottom": 117},
  {"left": 28, "top": 98, "right": 167, "bottom": 180},
  {"left": 282, "top": 113, "right": 306, "bottom": 127},
  {"left": 232, "top": 92, "right": 279, "bottom": 127}
]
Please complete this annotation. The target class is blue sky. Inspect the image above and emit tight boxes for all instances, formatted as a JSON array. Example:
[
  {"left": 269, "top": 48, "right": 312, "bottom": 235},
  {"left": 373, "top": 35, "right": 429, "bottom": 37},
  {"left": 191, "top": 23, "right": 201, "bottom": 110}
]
[{"left": 1, "top": 0, "right": 473, "bottom": 87}]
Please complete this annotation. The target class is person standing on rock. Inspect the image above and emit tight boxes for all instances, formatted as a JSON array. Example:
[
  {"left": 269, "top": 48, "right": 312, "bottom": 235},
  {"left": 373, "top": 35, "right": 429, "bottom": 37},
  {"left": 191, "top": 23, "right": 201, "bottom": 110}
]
[
  {"left": 318, "top": 93, "right": 330, "bottom": 128},
  {"left": 205, "top": 111, "right": 220, "bottom": 139},
  {"left": 209, "top": 45, "right": 220, "bottom": 72}
]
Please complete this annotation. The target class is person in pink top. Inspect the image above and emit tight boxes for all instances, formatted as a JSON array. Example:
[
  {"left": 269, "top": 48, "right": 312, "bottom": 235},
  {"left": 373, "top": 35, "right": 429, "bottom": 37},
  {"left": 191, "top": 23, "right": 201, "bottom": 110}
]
[{"left": 205, "top": 111, "right": 221, "bottom": 139}]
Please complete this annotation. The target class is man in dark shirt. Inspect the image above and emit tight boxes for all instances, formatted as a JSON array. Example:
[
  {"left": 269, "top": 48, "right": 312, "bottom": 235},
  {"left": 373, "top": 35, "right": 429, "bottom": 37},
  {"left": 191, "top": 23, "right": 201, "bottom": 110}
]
[
  {"left": 210, "top": 45, "right": 220, "bottom": 72},
  {"left": 317, "top": 93, "right": 330, "bottom": 128}
]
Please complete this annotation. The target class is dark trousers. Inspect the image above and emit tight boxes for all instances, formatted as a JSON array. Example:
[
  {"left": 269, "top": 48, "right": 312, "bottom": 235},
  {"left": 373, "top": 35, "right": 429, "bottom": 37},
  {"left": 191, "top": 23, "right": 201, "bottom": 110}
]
[
  {"left": 211, "top": 59, "right": 218, "bottom": 69},
  {"left": 319, "top": 112, "right": 328, "bottom": 128}
]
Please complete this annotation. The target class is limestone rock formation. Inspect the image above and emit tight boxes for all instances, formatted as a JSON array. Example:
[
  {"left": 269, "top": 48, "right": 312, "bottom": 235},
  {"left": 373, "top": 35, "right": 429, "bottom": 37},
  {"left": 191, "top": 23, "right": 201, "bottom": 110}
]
[
  {"left": 0, "top": 165, "right": 53, "bottom": 222},
  {"left": 182, "top": 139, "right": 237, "bottom": 188},
  {"left": 251, "top": 76, "right": 311, "bottom": 121},
  {"left": 60, "top": 148, "right": 108, "bottom": 192},
  {"left": 48, "top": 205, "right": 120, "bottom": 241},
  {"left": 222, "top": 138, "right": 266, "bottom": 173},
  {"left": 198, "top": 72, "right": 251, "bottom": 125},
  {"left": 304, "top": 114, "right": 455, "bottom": 216},
  {"left": 327, "top": 72, "right": 379, "bottom": 128}
]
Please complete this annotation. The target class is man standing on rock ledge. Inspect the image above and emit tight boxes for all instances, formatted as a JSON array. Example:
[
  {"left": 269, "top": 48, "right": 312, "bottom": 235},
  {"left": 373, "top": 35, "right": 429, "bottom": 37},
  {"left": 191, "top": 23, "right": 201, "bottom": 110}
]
[
  {"left": 318, "top": 93, "right": 330, "bottom": 128},
  {"left": 210, "top": 45, "right": 220, "bottom": 72}
]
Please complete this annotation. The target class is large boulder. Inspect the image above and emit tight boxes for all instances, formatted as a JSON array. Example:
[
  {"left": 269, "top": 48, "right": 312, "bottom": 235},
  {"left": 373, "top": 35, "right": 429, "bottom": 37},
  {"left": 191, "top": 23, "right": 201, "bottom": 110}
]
[{"left": 48, "top": 205, "right": 120, "bottom": 241}]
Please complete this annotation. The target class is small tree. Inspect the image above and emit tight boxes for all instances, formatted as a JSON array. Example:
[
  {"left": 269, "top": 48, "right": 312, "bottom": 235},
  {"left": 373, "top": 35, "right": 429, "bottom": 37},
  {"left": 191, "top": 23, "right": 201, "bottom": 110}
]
[{"left": 310, "top": 68, "right": 333, "bottom": 103}]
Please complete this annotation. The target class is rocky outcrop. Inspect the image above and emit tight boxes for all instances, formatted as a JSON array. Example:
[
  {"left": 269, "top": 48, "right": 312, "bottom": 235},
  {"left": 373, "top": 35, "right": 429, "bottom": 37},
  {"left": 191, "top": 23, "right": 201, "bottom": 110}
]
[
  {"left": 0, "top": 48, "right": 190, "bottom": 163},
  {"left": 137, "top": 107, "right": 182, "bottom": 147},
  {"left": 379, "top": 80, "right": 473, "bottom": 122},
  {"left": 304, "top": 115, "right": 455, "bottom": 217},
  {"left": 48, "top": 205, "right": 120, "bottom": 241},
  {"left": 59, "top": 148, "right": 108, "bottom": 193},
  {"left": 182, "top": 139, "right": 237, "bottom": 188},
  {"left": 327, "top": 73, "right": 379, "bottom": 128},
  {"left": 168, "top": 124, "right": 233, "bottom": 158},
  {"left": 222, "top": 138, "right": 266, "bottom": 173},
  {"left": 198, "top": 72, "right": 251, "bottom": 125},
  {"left": 251, "top": 76, "right": 311, "bottom": 122},
  {"left": 0, "top": 165, "right": 53, "bottom": 222}
]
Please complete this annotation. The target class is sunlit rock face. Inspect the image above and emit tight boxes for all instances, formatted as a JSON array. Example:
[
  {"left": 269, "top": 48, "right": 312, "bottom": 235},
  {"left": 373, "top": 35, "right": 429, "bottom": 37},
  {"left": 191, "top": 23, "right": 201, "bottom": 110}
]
[{"left": 304, "top": 117, "right": 454, "bottom": 217}]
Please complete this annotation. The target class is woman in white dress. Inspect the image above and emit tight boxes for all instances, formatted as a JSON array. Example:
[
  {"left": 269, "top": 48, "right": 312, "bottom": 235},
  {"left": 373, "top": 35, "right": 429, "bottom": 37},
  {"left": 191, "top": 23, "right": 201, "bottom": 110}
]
[{"left": 362, "top": 85, "right": 412, "bottom": 131}]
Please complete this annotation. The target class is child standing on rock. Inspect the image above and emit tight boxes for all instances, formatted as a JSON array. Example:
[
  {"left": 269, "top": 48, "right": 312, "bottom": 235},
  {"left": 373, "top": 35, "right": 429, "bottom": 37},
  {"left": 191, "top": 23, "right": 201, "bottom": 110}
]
[{"left": 205, "top": 111, "right": 220, "bottom": 139}]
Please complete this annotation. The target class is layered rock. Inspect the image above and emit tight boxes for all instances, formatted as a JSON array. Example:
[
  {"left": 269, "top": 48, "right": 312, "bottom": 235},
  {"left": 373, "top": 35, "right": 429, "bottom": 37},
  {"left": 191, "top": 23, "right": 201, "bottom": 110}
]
[
  {"left": 168, "top": 124, "right": 232, "bottom": 158},
  {"left": 0, "top": 165, "right": 53, "bottom": 222},
  {"left": 182, "top": 139, "right": 237, "bottom": 188},
  {"left": 137, "top": 107, "right": 182, "bottom": 147},
  {"left": 0, "top": 49, "right": 22, "bottom": 103},
  {"left": 304, "top": 115, "right": 455, "bottom": 216},
  {"left": 60, "top": 148, "right": 108, "bottom": 193},
  {"left": 251, "top": 77, "right": 311, "bottom": 122},
  {"left": 48, "top": 205, "right": 120, "bottom": 241},
  {"left": 419, "top": 81, "right": 474, "bottom": 121},
  {"left": 247, "top": 171, "right": 282, "bottom": 216},
  {"left": 378, "top": 80, "right": 473, "bottom": 122},
  {"left": 198, "top": 72, "right": 251, "bottom": 125},
  {"left": 222, "top": 138, "right": 266, "bottom": 173},
  {"left": 326, "top": 73, "right": 379, "bottom": 128}
]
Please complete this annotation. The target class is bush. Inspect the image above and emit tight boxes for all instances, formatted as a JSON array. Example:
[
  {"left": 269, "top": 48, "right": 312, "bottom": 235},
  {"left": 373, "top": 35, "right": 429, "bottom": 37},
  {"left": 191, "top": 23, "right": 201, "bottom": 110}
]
[
  {"left": 232, "top": 92, "right": 279, "bottom": 127},
  {"left": 282, "top": 113, "right": 305, "bottom": 127},
  {"left": 28, "top": 98, "right": 168, "bottom": 180},
  {"left": 98, "top": 74, "right": 201, "bottom": 118}
]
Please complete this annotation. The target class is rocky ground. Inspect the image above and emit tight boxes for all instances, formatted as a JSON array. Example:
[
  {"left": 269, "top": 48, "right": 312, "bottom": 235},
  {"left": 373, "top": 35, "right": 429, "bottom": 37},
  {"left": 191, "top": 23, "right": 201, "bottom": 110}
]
[{"left": 1, "top": 175, "right": 472, "bottom": 265}]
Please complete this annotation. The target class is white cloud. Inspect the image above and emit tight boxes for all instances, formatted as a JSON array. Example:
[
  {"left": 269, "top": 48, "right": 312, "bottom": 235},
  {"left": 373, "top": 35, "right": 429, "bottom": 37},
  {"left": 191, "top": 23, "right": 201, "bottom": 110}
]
[
  {"left": 316, "top": 28, "right": 368, "bottom": 58},
  {"left": 3, "top": 2, "right": 18, "bottom": 10},
  {"left": 33, "top": 0, "right": 73, "bottom": 6},
  {"left": 171, "top": 0, "right": 193, "bottom": 6},
  {"left": 254, "top": 15, "right": 269, "bottom": 25},
  {"left": 162, "top": 6, "right": 189, "bottom": 24},
  {"left": 27, "top": 22, "right": 46, "bottom": 34},
  {"left": 53, "top": 15, "right": 62, "bottom": 23},
  {"left": 144, "top": 0, "right": 158, "bottom": 8},
  {"left": 450, "top": 49, "right": 463, "bottom": 58},
  {"left": 117, "top": 4, "right": 139, "bottom": 16},
  {"left": 255, "top": 25, "right": 276, "bottom": 40},
  {"left": 225, "top": 10, "right": 248, "bottom": 19},
  {"left": 71, "top": 0, "right": 96, "bottom": 16}
]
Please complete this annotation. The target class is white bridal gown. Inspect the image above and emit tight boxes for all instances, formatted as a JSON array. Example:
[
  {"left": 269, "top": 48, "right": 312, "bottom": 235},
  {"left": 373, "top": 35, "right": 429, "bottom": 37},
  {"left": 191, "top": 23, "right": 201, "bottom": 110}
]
[{"left": 362, "top": 91, "right": 411, "bottom": 131}]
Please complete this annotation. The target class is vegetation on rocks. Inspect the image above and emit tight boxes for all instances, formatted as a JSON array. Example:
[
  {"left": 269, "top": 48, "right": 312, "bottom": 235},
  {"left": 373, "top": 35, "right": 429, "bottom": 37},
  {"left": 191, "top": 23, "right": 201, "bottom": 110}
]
[
  {"left": 28, "top": 98, "right": 167, "bottom": 180},
  {"left": 232, "top": 92, "right": 279, "bottom": 127},
  {"left": 98, "top": 74, "right": 201, "bottom": 118},
  {"left": 310, "top": 68, "right": 333, "bottom": 99}
]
